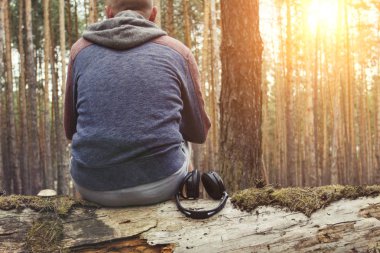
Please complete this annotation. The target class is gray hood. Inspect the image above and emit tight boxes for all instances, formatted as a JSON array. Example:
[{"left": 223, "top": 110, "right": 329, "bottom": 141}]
[{"left": 83, "top": 10, "right": 166, "bottom": 50}]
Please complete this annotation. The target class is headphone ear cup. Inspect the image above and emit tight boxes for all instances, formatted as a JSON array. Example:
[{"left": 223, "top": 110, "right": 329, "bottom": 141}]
[
  {"left": 186, "top": 170, "right": 200, "bottom": 199},
  {"left": 201, "top": 171, "right": 225, "bottom": 200}
]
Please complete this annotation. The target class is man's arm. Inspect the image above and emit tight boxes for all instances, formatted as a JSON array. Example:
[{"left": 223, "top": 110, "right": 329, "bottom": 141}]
[
  {"left": 63, "top": 55, "right": 77, "bottom": 141},
  {"left": 180, "top": 51, "right": 211, "bottom": 144},
  {"left": 64, "top": 38, "right": 93, "bottom": 141}
]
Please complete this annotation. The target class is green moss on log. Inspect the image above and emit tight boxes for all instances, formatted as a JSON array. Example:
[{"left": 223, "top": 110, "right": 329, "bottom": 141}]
[
  {"left": 231, "top": 185, "right": 380, "bottom": 217},
  {"left": 0, "top": 195, "right": 99, "bottom": 216}
]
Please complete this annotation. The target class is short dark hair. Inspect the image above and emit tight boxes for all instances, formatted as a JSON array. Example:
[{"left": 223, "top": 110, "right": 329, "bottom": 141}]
[{"left": 106, "top": 0, "right": 153, "bottom": 14}]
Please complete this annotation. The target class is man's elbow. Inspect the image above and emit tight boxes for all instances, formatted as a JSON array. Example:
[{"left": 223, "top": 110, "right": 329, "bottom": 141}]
[{"left": 185, "top": 123, "right": 211, "bottom": 144}]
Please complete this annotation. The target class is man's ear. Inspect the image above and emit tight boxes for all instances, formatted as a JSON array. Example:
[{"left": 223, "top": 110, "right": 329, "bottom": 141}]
[
  {"left": 105, "top": 6, "right": 115, "bottom": 19},
  {"left": 149, "top": 6, "right": 158, "bottom": 23}
]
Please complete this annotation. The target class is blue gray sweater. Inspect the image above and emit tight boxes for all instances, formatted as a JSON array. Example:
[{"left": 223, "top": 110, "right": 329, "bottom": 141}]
[{"left": 64, "top": 11, "right": 210, "bottom": 191}]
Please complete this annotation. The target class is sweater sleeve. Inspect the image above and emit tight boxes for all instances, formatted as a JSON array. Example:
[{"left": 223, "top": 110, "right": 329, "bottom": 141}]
[
  {"left": 179, "top": 51, "right": 211, "bottom": 144},
  {"left": 64, "top": 38, "right": 93, "bottom": 140},
  {"left": 64, "top": 54, "right": 77, "bottom": 141}
]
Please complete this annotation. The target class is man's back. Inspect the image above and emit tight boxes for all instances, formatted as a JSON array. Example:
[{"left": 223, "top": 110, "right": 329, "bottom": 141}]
[{"left": 64, "top": 10, "right": 210, "bottom": 193}]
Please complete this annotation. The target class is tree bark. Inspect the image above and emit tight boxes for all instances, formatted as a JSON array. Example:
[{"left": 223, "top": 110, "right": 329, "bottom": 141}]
[
  {"left": 17, "top": 0, "right": 30, "bottom": 194},
  {"left": 219, "top": 0, "right": 263, "bottom": 192},
  {"left": 42, "top": 0, "right": 53, "bottom": 190},
  {"left": 1, "top": 197, "right": 380, "bottom": 252},
  {"left": 165, "top": 0, "right": 175, "bottom": 36},
  {"left": 74, "top": 0, "right": 79, "bottom": 42},
  {"left": 154, "top": 0, "right": 161, "bottom": 27},
  {"left": 183, "top": 0, "right": 192, "bottom": 48},
  {"left": 66, "top": 0, "right": 73, "bottom": 47},
  {"left": 209, "top": 0, "right": 220, "bottom": 170},
  {"left": 285, "top": 0, "right": 296, "bottom": 187},
  {"left": 375, "top": 76, "right": 380, "bottom": 182},
  {"left": 25, "top": 0, "right": 42, "bottom": 195},
  {"left": 4, "top": 0, "right": 22, "bottom": 194},
  {"left": 0, "top": 0, "right": 4, "bottom": 192},
  {"left": 88, "top": 0, "right": 98, "bottom": 24},
  {"left": 59, "top": 0, "right": 67, "bottom": 96}
]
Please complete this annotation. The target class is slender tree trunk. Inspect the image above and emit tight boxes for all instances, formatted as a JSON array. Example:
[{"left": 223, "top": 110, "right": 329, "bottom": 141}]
[
  {"left": 25, "top": 0, "right": 42, "bottom": 194},
  {"left": 88, "top": 0, "right": 98, "bottom": 24},
  {"left": 312, "top": 28, "right": 320, "bottom": 186},
  {"left": 285, "top": 0, "right": 296, "bottom": 186},
  {"left": 183, "top": 0, "right": 191, "bottom": 48},
  {"left": 18, "top": 0, "right": 30, "bottom": 194},
  {"left": 4, "top": 0, "right": 21, "bottom": 194},
  {"left": 50, "top": 27, "right": 69, "bottom": 195},
  {"left": 201, "top": 0, "right": 210, "bottom": 96},
  {"left": 66, "top": 0, "right": 73, "bottom": 47},
  {"left": 220, "top": 0, "right": 263, "bottom": 192},
  {"left": 275, "top": 3, "right": 286, "bottom": 186},
  {"left": 154, "top": 0, "right": 161, "bottom": 27},
  {"left": 74, "top": 0, "right": 79, "bottom": 42},
  {"left": 209, "top": 0, "right": 220, "bottom": 170},
  {"left": 321, "top": 35, "right": 330, "bottom": 185},
  {"left": 0, "top": 0, "right": 5, "bottom": 192},
  {"left": 344, "top": 0, "right": 358, "bottom": 185},
  {"left": 42, "top": 0, "right": 53, "bottom": 190},
  {"left": 60, "top": 0, "right": 66, "bottom": 96},
  {"left": 375, "top": 75, "right": 380, "bottom": 182},
  {"left": 165, "top": 0, "right": 175, "bottom": 36},
  {"left": 375, "top": 14, "right": 380, "bottom": 183}
]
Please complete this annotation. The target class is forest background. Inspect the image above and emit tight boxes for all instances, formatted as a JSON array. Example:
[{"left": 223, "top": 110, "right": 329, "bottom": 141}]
[{"left": 0, "top": 0, "right": 379, "bottom": 196}]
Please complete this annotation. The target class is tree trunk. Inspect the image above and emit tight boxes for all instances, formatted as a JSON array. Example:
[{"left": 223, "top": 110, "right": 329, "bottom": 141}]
[
  {"left": 66, "top": 0, "right": 73, "bottom": 47},
  {"left": 42, "top": 0, "right": 53, "bottom": 190},
  {"left": 49, "top": 28, "right": 69, "bottom": 195},
  {"left": 59, "top": 0, "right": 67, "bottom": 96},
  {"left": 285, "top": 0, "right": 296, "bottom": 187},
  {"left": 1, "top": 196, "right": 380, "bottom": 252},
  {"left": 375, "top": 76, "right": 380, "bottom": 182},
  {"left": 209, "top": 0, "right": 220, "bottom": 170},
  {"left": 0, "top": 0, "right": 4, "bottom": 192},
  {"left": 183, "top": 0, "right": 191, "bottom": 48},
  {"left": 25, "top": 0, "right": 42, "bottom": 195},
  {"left": 17, "top": 0, "right": 30, "bottom": 194},
  {"left": 74, "top": 0, "right": 79, "bottom": 42},
  {"left": 4, "top": 0, "right": 22, "bottom": 194},
  {"left": 154, "top": 0, "right": 161, "bottom": 27},
  {"left": 165, "top": 0, "right": 175, "bottom": 36},
  {"left": 88, "top": 0, "right": 98, "bottom": 24},
  {"left": 219, "top": 0, "right": 263, "bottom": 192}
]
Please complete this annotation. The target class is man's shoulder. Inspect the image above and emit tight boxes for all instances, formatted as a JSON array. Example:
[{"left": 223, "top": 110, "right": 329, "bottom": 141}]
[
  {"left": 70, "top": 38, "right": 94, "bottom": 61},
  {"left": 151, "top": 35, "right": 191, "bottom": 60}
]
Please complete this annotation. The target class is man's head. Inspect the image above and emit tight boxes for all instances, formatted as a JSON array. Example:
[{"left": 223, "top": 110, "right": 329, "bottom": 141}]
[{"left": 105, "top": 0, "right": 157, "bottom": 21}]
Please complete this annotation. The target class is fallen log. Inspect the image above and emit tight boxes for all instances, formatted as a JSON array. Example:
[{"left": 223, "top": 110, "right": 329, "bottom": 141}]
[{"left": 0, "top": 187, "right": 380, "bottom": 253}]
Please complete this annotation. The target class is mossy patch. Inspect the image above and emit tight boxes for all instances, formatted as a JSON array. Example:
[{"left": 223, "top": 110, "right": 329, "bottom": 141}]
[
  {"left": 231, "top": 185, "right": 380, "bottom": 217},
  {"left": 25, "top": 215, "right": 65, "bottom": 253},
  {"left": 0, "top": 195, "right": 99, "bottom": 216}
]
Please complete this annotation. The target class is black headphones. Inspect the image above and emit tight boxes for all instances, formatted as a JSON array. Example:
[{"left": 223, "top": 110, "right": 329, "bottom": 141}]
[{"left": 175, "top": 170, "right": 228, "bottom": 219}]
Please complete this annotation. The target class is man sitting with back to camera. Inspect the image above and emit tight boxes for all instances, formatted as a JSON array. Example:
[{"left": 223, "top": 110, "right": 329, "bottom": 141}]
[{"left": 63, "top": 0, "right": 210, "bottom": 206}]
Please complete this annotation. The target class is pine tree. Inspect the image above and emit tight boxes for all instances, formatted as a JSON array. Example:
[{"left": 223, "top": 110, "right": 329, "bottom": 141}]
[
  {"left": 26, "top": 0, "right": 42, "bottom": 194},
  {"left": 220, "top": 0, "right": 264, "bottom": 192}
]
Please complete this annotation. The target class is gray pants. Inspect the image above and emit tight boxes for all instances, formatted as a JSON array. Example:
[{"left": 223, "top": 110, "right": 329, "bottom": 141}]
[{"left": 72, "top": 143, "right": 191, "bottom": 207}]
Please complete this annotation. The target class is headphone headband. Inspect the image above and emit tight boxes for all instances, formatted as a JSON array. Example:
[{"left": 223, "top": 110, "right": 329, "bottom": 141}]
[
  {"left": 175, "top": 191, "right": 228, "bottom": 219},
  {"left": 175, "top": 170, "right": 228, "bottom": 219}
]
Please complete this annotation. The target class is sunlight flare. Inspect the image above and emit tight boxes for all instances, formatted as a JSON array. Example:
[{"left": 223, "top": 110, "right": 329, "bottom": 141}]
[{"left": 308, "top": 0, "right": 340, "bottom": 32}]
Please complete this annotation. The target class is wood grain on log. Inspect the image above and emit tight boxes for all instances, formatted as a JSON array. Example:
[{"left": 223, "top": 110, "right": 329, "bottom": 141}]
[{"left": 1, "top": 197, "right": 380, "bottom": 252}]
